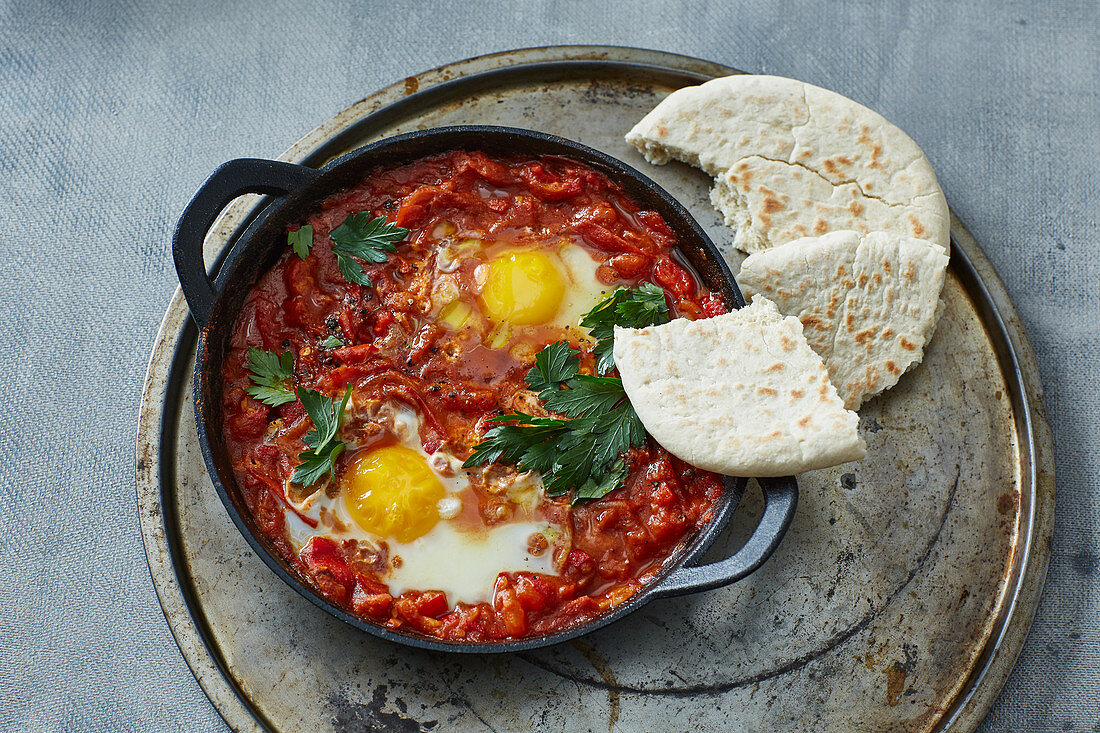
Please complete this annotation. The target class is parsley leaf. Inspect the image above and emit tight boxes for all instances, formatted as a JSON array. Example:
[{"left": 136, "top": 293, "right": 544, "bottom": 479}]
[
  {"left": 541, "top": 374, "right": 626, "bottom": 418},
  {"left": 292, "top": 385, "right": 352, "bottom": 486},
  {"left": 464, "top": 413, "right": 570, "bottom": 469},
  {"left": 525, "top": 340, "right": 579, "bottom": 398},
  {"left": 288, "top": 225, "right": 314, "bottom": 260},
  {"left": 292, "top": 442, "right": 346, "bottom": 488},
  {"left": 329, "top": 213, "right": 409, "bottom": 287},
  {"left": 581, "top": 282, "right": 670, "bottom": 374},
  {"left": 244, "top": 347, "right": 296, "bottom": 407},
  {"left": 319, "top": 335, "right": 345, "bottom": 349},
  {"left": 574, "top": 459, "right": 628, "bottom": 503}
]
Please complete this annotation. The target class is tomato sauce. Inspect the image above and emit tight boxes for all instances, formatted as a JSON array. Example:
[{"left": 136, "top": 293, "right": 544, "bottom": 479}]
[{"left": 221, "top": 150, "right": 728, "bottom": 641}]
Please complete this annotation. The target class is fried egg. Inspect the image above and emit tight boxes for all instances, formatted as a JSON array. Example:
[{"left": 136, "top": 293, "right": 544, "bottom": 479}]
[
  {"left": 283, "top": 402, "right": 559, "bottom": 605},
  {"left": 433, "top": 237, "right": 613, "bottom": 343}
]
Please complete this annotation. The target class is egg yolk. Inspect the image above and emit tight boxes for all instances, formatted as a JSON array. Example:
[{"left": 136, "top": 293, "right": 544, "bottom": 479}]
[
  {"left": 343, "top": 445, "right": 445, "bottom": 543},
  {"left": 479, "top": 250, "right": 565, "bottom": 326}
]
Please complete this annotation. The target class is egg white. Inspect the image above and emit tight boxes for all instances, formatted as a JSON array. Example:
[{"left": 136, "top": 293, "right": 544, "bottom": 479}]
[{"left": 283, "top": 402, "right": 559, "bottom": 605}]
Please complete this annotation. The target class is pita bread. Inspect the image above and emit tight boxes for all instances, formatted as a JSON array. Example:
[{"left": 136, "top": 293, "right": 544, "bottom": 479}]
[
  {"left": 613, "top": 295, "right": 866, "bottom": 477},
  {"left": 625, "top": 75, "right": 949, "bottom": 253},
  {"left": 737, "top": 230, "right": 949, "bottom": 410}
]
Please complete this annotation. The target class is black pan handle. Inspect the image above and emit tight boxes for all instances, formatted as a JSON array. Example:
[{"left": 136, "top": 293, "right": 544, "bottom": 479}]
[
  {"left": 172, "top": 158, "right": 319, "bottom": 329},
  {"left": 653, "top": 475, "right": 798, "bottom": 598}
]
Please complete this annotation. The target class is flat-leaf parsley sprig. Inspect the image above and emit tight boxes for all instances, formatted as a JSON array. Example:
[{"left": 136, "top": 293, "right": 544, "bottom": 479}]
[
  {"left": 580, "top": 282, "right": 670, "bottom": 374},
  {"left": 463, "top": 340, "right": 645, "bottom": 504},
  {"left": 328, "top": 213, "right": 409, "bottom": 287},
  {"left": 244, "top": 347, "right": 297, "bottom": 407},
  {"left": 292, "top": 385, "right": 353, "bottom": 487},
  {"left": 287, "top": 214, "right": 409, "bottom": 287}
]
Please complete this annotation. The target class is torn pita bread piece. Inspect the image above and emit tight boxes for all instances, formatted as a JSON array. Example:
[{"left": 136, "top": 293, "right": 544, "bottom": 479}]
[
  {"left": 613, "top": 295, "right": 866, "bottom": 477},
  {"left": 737, "top": 230, "right": 949, "bottom": 410},
  {"left": 625, "top": 74, "right": 949, "bottom": 253}
]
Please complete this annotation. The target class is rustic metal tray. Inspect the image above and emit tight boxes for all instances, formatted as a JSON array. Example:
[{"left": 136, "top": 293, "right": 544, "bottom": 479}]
[{"left": 136, "top": 46, "right": 1054, "bottom": 732}]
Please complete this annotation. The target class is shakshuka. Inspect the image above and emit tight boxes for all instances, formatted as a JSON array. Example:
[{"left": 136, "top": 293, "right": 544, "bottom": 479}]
[{"left": 221, "top": 150, "right": 728, "bottom": 641}]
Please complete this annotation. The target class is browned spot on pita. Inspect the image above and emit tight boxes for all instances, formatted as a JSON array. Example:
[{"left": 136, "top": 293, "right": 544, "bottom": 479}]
[
  {"left": 865, "top": 181, "right": 874, "bottom": 191},
  {"left": 797, "top": 415, "right": 812, "bottom": 428},
  {"left": 779, "top": 335, "right": 796, "bottom": 350},
  {"left": 854, "top": 327, "right": 879, "bottom": 344},
  {"left": 857, "top": 274, "right": 869, "bottom": 286},
  {"left": 845, "top": 313, "right": 856, "bottom": 328},
  {"left": 764, "top": 362, "right": 785, "bottom": 373},
  {"left": 823, "top": 158, "right": 839, "bottom": 175},
  {"left": 848, "top": 200, "right": 865, "bottom": 216},
  {"left": 910, "top": 215, "right": 926, "bottom": 237},
  {"left": 842, "top": 278, "right": 855, "bottom": 288},
  {"left": 899, "top": 337, "right": 917, "bottom": 351},
  {"left": 757, "top": 386, "right": 778, "bottom": 396},
  {"left": 656, "top": 124, "right": 668, "bottom": 138},
  {"left": 814, "top": 218, "right": 828, "bottom": 234},
  {"left": 886, "top": 360, "right": 901, "bottom": 375},
  {"left": 873, "top": 272, "right": 882, "bottom": 284},
  {"left": 794, "top": 225, "right": 807, "bottom": 235},
  {"left": 881, "top": 327, "right": 895, "bottom": 339},
  {"left": 835, "top": 264, "right": 848, "bottom": 277},
  {"left": 882, "top": 259, "right": 893, "bottom": 275},
  {"left": 759, "top": 213, "right": 772, "bottom": 226},
  {"left": 798, "top": 149, "right": 812, "bottom": 158},
  {"left": 763, "top": 196, "right": 784, "bottom": 213},
  {"left": 790, "top": 388, "right": 805, "bottom": 398},
  {"left": 904, "top": 261, "right": 916, "bottom": 283},
  {"left": 735, "top": 166, "right": 753, "bottom": 191},
  {"left": 853, "top": 325, "right": 880, "bottom": 343},
  {"left": 818, "top": 383, "right": 830, "bottom": 396},
  {"left": 801, "top": 314, "right": 828, "bottom": 331},
  {"left": 870, "top": 143, "right": 883, "bottom": 168},
  {"left": 836, "top": 155, "right": 852, "bottom": 166}
]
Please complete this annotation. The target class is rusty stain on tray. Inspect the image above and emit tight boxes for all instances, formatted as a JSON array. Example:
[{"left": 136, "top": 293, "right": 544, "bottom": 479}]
[{"left": 136, "top": 46, "right": 1054, "bottom": 733}]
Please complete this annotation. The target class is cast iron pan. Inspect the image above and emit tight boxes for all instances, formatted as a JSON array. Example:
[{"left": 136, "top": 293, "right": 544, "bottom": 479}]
[{"left": 172, "top": 125, "right": 798, "bottom": 653}]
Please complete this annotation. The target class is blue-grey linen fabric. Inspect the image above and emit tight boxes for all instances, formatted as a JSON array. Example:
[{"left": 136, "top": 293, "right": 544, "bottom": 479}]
[{"left": 0, "top": 1, "right": 1096, "bottom": 731}]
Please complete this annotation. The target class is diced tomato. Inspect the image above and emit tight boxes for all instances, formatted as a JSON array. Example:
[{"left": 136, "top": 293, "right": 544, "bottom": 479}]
[
  {"left": 492, "top": 575, "right": 527, "bottom": 637},
  {"left": 516, "top": 163, "right": 583, "bottom": 201},
  {"left": 351, "top": 581, "right": 393, "bottom": 618},
  {"left": 457, "top": 152, "right": 514, "bottom": 186},
  {"left": 574, "top": 220, "right": 643, "bottom": 255},
  {"left": 226, "top": 403, "right": 269, "bottom": 440},
  {"left": 701, "top": 292, "right": 728, "bottom": 317},
  {"left": 337, "top": 308, "right": 361, "bottom": 342},
  {"left": 414, "top": 591, "right": 449, "bottom": 619},
  {"left": 331, "top": 343, "right": 375, "bottom": 364},
  {"left": 654, "top": 258, "right": 696, "bottom": 299},
  {"left": 608, "top": 253, "right": 649, "bottom": 278},
  {"left": 566, "top": 549, "right": 594, "bottom": 573},
  {"left": 512, "top": 574, "right": 550, "bottom": 612},
  {"left": 300, "top": 537, "right": 355, "bottom": 602},
  {"left": 372, "top": 310, "right": 394, "bottom": 336}
]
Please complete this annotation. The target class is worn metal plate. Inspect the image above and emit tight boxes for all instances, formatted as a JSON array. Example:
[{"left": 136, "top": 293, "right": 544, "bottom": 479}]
[{"left": 137, "top": 46, "right": 1054, "bottom": 732}]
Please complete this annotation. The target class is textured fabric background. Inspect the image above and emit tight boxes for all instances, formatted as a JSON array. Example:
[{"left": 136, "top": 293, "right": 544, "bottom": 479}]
[{"left": 0, "top": 1, "right": 1096, "bottom": 731}]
